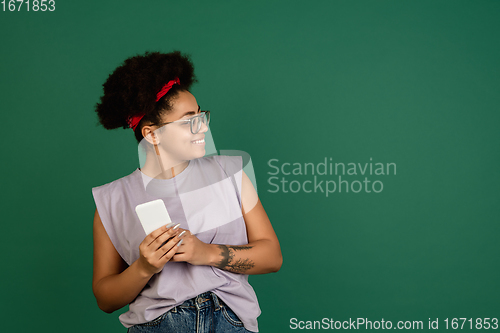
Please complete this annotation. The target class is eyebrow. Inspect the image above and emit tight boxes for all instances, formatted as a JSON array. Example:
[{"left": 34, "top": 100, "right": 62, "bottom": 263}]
[{"left": 179, "top": 105, "right": 201, "bottom": 118}]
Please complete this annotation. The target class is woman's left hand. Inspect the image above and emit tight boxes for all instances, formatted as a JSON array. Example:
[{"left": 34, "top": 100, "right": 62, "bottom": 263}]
[{"left": 170, "top": 228, "right": 213, "bottom": 266}]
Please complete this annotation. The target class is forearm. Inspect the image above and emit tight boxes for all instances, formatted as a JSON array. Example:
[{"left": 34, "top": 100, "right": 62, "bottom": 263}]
[
  {"left": 207, "top": 239, "right": 282, "bottom": 275},
  {"left": 93, "top": 260, "right": 153, "bottom": 313}
]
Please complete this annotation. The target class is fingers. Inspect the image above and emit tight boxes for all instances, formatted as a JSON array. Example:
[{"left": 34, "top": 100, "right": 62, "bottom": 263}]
[
  {"left": 153, "top": 228, "right": 180, "bottom": 251},
  {"left": 170, "top": 232, "right": 206, "bottom": 265},
  {"left": 145, "top": 223, "right": 181, "bottom": 248},
  {"left": 164, "top": 232, "right": 190, "bottom": 263},
  {"left": 171, "top": 253, "right": 185, "bottom": 262},
  {"left": 173, "top": 229, "right": 191, "bottom": 252},
  {"left": 153, "top": 226, "right": 188, "bottom": 255},
  {"left": 158, "top": 237, "right": 182, "bottom": 260},
  {"left": 139, "top": 224, "right": 181, "bottom": 259},
  {"left": 157, "top": 230, "right": 189, "bottom": 263},
  {"left": 176, "top": 230, "right": 187, "bottom": 243},
  {"left": 137, "top": 224, "right": 191, "bottom": 275}
]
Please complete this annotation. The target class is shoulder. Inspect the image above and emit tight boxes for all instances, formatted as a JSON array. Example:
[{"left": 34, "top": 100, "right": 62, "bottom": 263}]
[{"left": 92, "top": 170, "right": 139, "bottom": 198}]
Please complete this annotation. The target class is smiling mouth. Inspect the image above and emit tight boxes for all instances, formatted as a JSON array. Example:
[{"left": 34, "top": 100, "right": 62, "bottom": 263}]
[{"left": 191, "top": 138, "right": 205, "bottom": 144}]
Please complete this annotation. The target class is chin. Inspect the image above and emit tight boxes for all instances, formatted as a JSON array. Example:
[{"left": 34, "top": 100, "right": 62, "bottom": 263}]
[
  {"left": 195, "top": 149, "right": 206, "bottom": 159},
  {"left": 187, "top": 149, "right": 206, "bottom": 161}
]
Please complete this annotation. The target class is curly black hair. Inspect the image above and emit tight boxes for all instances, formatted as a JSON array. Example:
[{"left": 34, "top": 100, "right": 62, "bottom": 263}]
[{"left": 95, "top": 51, "right": 197, "bottom": 142}]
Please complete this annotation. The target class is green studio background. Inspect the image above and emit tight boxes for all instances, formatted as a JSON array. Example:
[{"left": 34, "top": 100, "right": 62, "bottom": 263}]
[{"left": 1, "top": 0, "right": 499, "bottom": 332}]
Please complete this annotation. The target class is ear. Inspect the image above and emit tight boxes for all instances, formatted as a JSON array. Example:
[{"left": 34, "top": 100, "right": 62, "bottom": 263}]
[{"left": 142, "top": 126, "right": 160, "bottom": 145}]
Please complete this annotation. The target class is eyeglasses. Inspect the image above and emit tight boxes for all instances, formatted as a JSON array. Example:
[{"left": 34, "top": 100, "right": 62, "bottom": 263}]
[{"left": 157, "top": 110, "right": 210, "bottom": 134}]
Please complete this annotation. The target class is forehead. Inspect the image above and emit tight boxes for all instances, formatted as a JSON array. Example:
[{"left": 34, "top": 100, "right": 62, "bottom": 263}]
[
  {"left": 173, "top": 91, "right": 197, "bottom": 111},
  {"left": 164, "top": 91, "right": 199, "bottom": 121}
]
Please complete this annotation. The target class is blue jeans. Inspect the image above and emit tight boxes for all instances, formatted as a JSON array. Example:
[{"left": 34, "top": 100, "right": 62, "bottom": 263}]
[{"left": 127, "top": 292, "right": 254, "bottom": 333}]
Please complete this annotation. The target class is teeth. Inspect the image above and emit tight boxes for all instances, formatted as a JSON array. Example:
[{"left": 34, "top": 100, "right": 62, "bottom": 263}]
[{"left": 192, "top": 139, "right": 205, "bottom": 144}]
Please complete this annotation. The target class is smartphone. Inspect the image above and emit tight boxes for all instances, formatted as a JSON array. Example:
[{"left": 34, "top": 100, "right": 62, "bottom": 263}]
[{"left": 135, "top": 199, "right": 172, "bottom": 235}]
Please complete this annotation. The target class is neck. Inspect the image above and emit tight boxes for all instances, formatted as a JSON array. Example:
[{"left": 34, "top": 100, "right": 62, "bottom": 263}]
[{"left": 141, "top": 147, "right": 189, "bottom": 179}]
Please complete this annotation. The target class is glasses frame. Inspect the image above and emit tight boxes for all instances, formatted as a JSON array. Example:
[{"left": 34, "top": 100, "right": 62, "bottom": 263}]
[{"left": 156, "top": 110, "right": 210, "bottom": 134}]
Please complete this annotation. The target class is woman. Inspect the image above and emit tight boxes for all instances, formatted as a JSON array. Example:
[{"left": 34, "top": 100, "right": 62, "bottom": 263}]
[{"left": 92, "top": 51, "right": 282, "bottom": 333}]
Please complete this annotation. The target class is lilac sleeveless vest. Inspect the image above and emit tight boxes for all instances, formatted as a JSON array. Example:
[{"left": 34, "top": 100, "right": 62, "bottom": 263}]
[{"left": 92, "top": 155, "right": 260, "bottom": 332}]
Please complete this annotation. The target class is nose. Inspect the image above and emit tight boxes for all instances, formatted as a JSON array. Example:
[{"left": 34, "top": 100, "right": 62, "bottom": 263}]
[{"left": 198, "top": 118, "right": 209, "bottom": 134}]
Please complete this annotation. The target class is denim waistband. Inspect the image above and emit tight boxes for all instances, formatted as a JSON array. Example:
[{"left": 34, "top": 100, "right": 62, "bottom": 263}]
[{"left": 176, "top": 291, "right": 222, "bottom": 311}]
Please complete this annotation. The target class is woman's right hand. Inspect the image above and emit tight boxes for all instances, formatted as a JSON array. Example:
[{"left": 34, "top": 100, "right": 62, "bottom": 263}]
[{"left": 137, "top": 223, "right": 184, "bottom": 276}]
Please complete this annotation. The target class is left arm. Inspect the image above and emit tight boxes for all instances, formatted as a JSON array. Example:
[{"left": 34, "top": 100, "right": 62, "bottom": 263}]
[{"left": 171, "top": 170, "right": 283, "bottom": 274}]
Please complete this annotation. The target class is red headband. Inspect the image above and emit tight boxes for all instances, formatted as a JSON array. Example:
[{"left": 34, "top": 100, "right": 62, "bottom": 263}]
[{"left": 126, "top": 77, "right": 180, "bottom": 131}]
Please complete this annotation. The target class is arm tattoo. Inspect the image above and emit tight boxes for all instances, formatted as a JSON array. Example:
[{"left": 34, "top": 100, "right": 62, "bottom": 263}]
[
  {"left": 215, "top": 245, "right": 255, "bottom": 273},
  {"left": 217, "top": 245, "right": 232, "bottom": 269}
]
